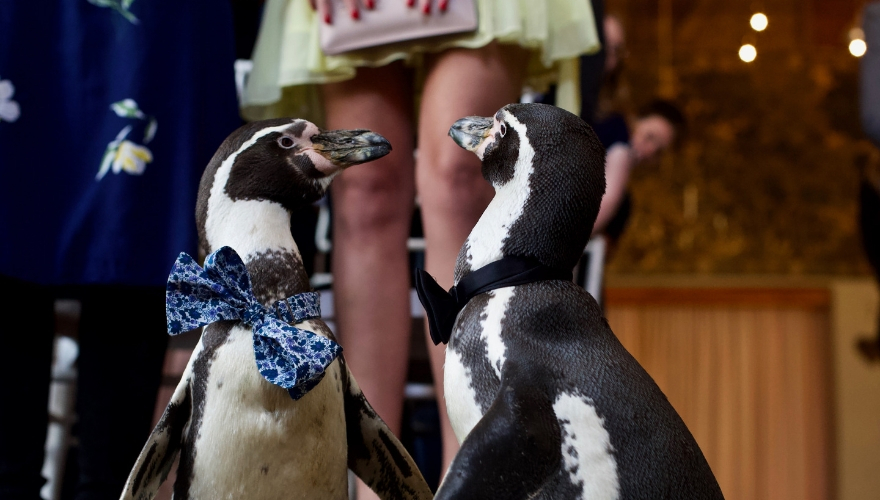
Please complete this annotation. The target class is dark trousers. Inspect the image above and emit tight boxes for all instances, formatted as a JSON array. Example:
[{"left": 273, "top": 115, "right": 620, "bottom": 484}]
[{"left": 0, "top": 277, "right": 167, "bottom": 500}]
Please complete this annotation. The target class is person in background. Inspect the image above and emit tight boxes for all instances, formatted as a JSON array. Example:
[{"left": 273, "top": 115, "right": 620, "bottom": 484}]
[
  {"left": 591, "top": 98, "right": 686, "bottom": 238},
  {"left": 0, "top": 2, "right": 241, "bottom": 499},
  {"left": 244, "top": 1, "right": 601, "bottom": 498},
  {"left": 583, "top": 13, "right": 687, "bottom": 242},
  {"left": 856, "top": 1, "right": 880, "bottom": 362}
]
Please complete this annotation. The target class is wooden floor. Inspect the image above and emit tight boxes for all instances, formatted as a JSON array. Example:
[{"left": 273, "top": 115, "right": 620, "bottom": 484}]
[{"left": 605, "top": 287, "right": 834, "bottom": 500}]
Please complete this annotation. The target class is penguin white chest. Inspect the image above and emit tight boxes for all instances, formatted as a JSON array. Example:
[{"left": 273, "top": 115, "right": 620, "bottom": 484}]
[
  {"left": 187, "top": 321, "right": 348, "bottom": 499},
  {"left": 444, "top": 348, "right": 482, "bottom": 443},
  {"left": 444, "top": 288, "right": 513, "bottom": 442}
]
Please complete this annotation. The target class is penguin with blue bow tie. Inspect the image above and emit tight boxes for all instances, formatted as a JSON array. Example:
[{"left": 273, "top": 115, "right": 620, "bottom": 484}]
[{"left": 120, "top": 118, "right": 432, "bottom": 500}]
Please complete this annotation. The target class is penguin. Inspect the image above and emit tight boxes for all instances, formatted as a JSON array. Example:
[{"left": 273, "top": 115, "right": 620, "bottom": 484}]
[
  {"left": 120, "top": 118, "right": 433, "bottom": 500},
  {"left": 423, "top": 103, "right": 724, "bottom": 499}
]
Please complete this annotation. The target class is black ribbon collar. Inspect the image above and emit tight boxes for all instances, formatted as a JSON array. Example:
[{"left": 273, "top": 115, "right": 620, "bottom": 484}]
[{"left": 414, "top": 256, "right": 571, "bottom": 345}]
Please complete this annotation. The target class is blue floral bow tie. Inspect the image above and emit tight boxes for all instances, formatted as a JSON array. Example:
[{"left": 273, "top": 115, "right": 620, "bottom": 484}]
[{"left": 165, "top": 246, "right": 341, "bottom": 400}]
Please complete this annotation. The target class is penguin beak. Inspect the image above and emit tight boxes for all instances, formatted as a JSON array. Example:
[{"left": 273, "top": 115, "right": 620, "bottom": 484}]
[
  {"left": 449, "top": 116, "right": 494, "bottom": 154},
  {"left": 311, "top": 129, "right": 392, "bottom": 168}
]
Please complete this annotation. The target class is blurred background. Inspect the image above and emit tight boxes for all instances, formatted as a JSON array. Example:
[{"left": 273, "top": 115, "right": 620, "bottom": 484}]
[
  {"left": 16, "top": 1, "right": 880, "bottom": 499},
  {"left": 596, "top": 2, "right": 880, "bottom": 500},
  {"left": 606, "top": 0, "right": 871, "bottom": 276}
]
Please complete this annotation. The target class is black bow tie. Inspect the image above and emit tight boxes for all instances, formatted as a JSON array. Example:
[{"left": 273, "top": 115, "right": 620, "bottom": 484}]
[{"left": 414, "top": 256, "right": 572, "bottom": 345}]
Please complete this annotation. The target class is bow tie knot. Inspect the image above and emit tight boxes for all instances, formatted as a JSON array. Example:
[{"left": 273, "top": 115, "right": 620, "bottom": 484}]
[
  {"left": 243, "top": 303, "right": 267, "bottom": 328},
  {"left": 166, "top": 246, "right": 340, "bottom": 400}
]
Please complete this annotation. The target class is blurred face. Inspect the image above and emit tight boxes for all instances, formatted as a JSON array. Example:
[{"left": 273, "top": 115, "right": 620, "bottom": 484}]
[
  {"left": 604, "top": 16, "right": 626, "bottom": 74},
  {"left": 631, "top": 115, "right": 675, "bottom": 163}
]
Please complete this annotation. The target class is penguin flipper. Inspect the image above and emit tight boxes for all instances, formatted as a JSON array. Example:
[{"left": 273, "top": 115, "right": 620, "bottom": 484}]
[
  {"left": 341, "top": 360, "right": 434, "bottom": 500},
  {"left": 119, "top": 376, "right": 192, "bottom": 500},
  {"left": 435, "top": 364, "right": 561, "bottom": 500}
]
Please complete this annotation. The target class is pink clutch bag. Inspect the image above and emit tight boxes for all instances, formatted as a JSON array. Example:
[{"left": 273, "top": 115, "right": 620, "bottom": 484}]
[{"left": 319, "top": 0, "right": 478, "bottom": 55}]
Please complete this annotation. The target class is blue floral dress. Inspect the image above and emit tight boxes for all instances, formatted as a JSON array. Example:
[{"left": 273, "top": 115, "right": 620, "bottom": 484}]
[
  {"left": 0, "top": 0, "right": 242, "bottom": 287},
  {"left": 0, "top": 2, "right": 241, "bottom": 497}
]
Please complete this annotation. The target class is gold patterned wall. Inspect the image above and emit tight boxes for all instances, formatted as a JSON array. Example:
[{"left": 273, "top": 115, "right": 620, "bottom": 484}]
[{"left": 603, "top": 0, "right": 875, "bottom": 275}]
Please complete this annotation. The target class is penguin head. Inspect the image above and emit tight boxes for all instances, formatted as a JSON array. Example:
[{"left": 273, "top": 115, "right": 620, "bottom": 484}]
[
  {"left": 196, "top": 118, "right": 390, "bottom": 254},
  {"left": 204, "top": 118, "right": 390, "bottom": 210},
  {"left": 449, "top": 103, "right": 606, "bottom": 270}
]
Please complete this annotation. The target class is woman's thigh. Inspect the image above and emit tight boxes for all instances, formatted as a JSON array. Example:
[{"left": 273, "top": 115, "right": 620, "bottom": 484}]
[
  {"left": 322, "top": 61, "right": 416, "bottom": 228},
  {"left": 416, "top": 42, "right": 529, "bottom": 282},
  {"left": 417, "top": 42, "right": 528, "bottom": 207}
]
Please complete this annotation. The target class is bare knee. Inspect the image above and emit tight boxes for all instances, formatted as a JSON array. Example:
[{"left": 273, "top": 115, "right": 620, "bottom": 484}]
[
  {"left": 332, "top": 159, "right": 414, "bottom": 239},
  {"left": 418, "top": 146, "right": 493, "bottom": 210}
]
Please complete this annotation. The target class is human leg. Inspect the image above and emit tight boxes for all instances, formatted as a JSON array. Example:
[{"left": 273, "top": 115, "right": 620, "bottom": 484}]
[
  {"left": 322, "top": 62, "right": 416, "bottom": 498},
  {"left": 416, "top": 41, "right": 529, "bottom": 474},
  {"left": 74, "top": 286, "right": 167, "bottom": 500},
  {"left": 0, "top": 276, "right": 55, "bottom": 500}
]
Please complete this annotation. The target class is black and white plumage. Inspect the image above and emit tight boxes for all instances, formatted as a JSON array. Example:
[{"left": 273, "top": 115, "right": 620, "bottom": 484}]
[
  {"left": 120, "top": 118, "right": 432, "bottom": 500},
  {"left": 436, "top": 104, "right": 724, "bottom": 499}
]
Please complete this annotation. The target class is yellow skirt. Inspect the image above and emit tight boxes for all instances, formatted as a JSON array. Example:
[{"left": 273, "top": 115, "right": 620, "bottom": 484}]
[{"left": 242, "top": 0, "right": 600, "bottom": 122}]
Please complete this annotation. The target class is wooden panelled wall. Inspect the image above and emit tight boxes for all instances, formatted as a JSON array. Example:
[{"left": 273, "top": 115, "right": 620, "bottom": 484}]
[{"left": 604, "top": 287, "right": 834, "bottom": 500}]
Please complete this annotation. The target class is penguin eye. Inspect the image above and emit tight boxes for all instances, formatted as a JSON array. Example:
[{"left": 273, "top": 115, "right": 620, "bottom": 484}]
[
  {"left": 499, "top": 122, "right": 507, "bottom": 137},
  {"left": 278, "top": 137, "right": 295, "bottom": 149}
]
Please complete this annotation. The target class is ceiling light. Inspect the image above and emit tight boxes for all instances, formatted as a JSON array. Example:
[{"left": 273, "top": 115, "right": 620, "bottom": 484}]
[
  {"left": 750, "top": 13, "right": 768, "bottom": 32},
  {"left": 739, "top": 44, "right": 757, "bottom": 62},
  {"left": 850, "top": 38, "right": 867, "bottom": 57}
]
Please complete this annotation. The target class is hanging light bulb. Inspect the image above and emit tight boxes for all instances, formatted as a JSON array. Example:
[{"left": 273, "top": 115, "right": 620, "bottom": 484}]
[
  {"left": 739, "top": 44, "right": 757, "bottom": 62},
  {"left": 850, "top": 38, "right": 867, "bottom": 57},
  {"left": 750, "top": 13, "right": 768, "bottom": 32},
  {"left": 849, "top": 27, "right": 867, "bottom": 57}
]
